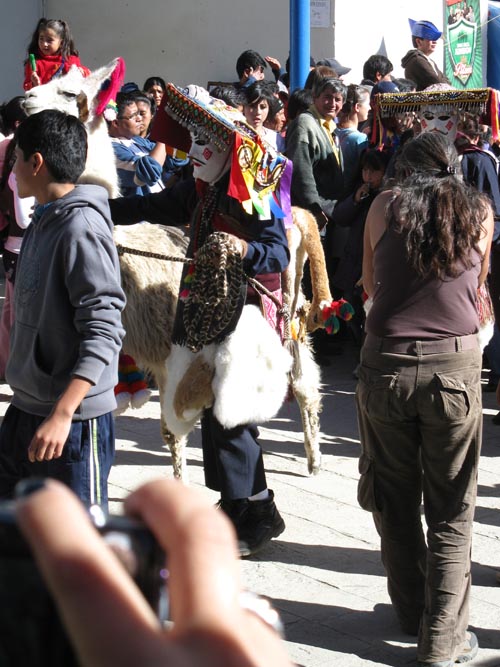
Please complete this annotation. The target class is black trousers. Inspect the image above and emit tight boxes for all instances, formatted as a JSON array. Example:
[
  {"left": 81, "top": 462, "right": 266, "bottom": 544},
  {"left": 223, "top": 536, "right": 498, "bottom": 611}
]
[{"left": 201, "top": 408, "right": 267, "bottom": 500}]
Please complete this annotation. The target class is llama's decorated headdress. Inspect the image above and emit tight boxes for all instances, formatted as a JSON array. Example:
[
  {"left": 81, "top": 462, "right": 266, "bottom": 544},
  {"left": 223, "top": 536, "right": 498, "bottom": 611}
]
[
  {"left": 95, "top": 57, "right": 126, "bottom": 117},
  {"left": 372, "top": 86, "right": 500, "bottom": 146},
  {"left": 150, "top": 83, "right": 292, "bottom": 223}
]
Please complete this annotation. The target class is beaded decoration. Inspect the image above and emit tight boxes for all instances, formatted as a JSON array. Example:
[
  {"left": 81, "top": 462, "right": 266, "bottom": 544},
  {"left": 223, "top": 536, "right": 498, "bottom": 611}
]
[
  {"left": 372, "top": 87, "right": 500, "bottom": 143},
  {"left": 160, "top": 84, "right": 293, "bottom": 222},
  {"left": 162, "top": 84, "right": 258, "bottom": 150},
  {"left": 375, "top": 88, "right": 491, "bottom": 117}
]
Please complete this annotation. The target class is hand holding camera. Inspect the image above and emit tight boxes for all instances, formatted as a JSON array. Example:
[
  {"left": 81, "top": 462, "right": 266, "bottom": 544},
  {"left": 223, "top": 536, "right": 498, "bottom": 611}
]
[{"left": 11, "top": 478, "right": 291, "bottom": 667}]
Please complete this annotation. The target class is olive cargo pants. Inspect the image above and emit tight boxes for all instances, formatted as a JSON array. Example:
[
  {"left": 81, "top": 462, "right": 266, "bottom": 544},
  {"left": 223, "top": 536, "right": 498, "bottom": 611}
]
[{"left": 355, "top": 335, "right": 482, "bottom": 663}]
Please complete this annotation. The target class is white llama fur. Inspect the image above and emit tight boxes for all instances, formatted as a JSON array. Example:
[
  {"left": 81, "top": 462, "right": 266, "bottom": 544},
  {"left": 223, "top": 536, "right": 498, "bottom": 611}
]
[{"left": 24, "top": 61, "right": 330, "bottom": 477}]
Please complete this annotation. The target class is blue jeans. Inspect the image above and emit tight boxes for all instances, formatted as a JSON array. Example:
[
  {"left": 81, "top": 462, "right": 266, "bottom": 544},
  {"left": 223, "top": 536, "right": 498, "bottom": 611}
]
[{"left": 356, "top": 335, "right": 482, "bottom": 663}]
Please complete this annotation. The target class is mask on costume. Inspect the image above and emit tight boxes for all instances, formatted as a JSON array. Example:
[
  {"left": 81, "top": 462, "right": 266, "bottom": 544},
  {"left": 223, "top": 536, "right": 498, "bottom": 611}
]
[
  {"left": 188, "top": 135, "right": 233, "bottom": 184},
  {"left": 371, "top": 88, "right": 497, "bottom": 150},
  {"left": 150, "top": 82, "right": 293, "bottom": 221},
  {"left": 419, "top": 106, "right": 458, "bottom": 142}
]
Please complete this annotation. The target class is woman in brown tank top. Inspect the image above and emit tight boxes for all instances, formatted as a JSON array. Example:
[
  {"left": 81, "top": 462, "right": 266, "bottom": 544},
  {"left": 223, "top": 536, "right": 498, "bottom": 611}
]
[{"left": 356, "top": 132, "right": 493, "bottom": 666}]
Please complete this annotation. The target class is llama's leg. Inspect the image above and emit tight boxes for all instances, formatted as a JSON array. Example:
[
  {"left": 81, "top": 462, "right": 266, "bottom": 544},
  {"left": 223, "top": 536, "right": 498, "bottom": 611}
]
[
  {"left": 160, "top": 417, "right": 188, "bottom": 481},
  {"left": 291, "top": 339, "right": 323, "bottom": 475},
  {"left": 156, "top": 365, "right": 188, "bottom": 481},
  {"left": 294, "top": 387, "right": 322, "bottom": 475}
]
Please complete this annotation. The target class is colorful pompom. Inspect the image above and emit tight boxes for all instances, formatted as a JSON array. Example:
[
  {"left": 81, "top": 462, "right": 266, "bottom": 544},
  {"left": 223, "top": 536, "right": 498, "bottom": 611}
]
[{"left": 320, "top": 298, "right": 355, "bottom": 335}]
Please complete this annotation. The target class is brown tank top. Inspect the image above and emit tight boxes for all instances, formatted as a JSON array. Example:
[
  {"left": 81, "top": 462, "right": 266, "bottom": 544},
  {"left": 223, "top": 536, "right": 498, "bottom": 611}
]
[{"left": 366, "top": 224, "right": 481, "bottom": 339}]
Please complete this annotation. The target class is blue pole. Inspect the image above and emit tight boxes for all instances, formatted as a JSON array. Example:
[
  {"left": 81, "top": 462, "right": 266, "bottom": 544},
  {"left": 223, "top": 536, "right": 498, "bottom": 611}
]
[{"left": 290, "top": 0, "right": 310, "bottom": 92}]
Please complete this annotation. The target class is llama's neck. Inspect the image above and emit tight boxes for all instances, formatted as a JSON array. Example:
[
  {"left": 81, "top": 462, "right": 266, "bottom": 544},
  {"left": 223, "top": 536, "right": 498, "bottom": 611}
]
[{"left": 79, "top": 115, "right": 120, "bottom": 198}]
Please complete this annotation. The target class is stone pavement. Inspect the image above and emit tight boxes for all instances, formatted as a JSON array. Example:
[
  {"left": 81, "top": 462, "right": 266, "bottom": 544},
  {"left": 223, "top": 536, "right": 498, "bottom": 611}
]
[{"left": 0, "top": 329, "right": 499, "bottom": 665}]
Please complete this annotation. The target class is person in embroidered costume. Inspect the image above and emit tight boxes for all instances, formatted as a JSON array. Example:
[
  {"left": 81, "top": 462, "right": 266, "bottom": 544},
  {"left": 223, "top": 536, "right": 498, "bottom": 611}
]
[
  {"left": 150, "top": 84, "right": 293, "bottom": 556},
  {"left": 23, "top": 18, "right": 90, "bottom": 91}
]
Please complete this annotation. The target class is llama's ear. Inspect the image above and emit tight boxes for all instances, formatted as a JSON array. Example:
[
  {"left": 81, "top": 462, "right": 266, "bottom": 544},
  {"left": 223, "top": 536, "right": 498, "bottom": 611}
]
[
  {"left": 76, "top": 92, "right": 90, "bottom": 123},
  {"left": 94, "top": 57, "right": 126, "bottom": 116}
]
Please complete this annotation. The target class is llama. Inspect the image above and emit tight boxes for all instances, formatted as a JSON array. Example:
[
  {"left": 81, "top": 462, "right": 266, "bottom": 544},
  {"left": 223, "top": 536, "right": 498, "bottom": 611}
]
[
  {"left": 23, "top": 57, "right": 124, "bottom": 198},
  {"left": 114, "top": 209, "right": 329, "bottom": 478},
  {"left": 23, "top": 60, "right": 333, "bottom": 477}
]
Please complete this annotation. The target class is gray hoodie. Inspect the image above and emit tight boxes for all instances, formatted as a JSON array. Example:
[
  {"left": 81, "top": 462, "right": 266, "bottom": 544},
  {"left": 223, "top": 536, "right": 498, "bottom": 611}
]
[{"left": 7, "top": 184, "right": 126, "bottom": 419}]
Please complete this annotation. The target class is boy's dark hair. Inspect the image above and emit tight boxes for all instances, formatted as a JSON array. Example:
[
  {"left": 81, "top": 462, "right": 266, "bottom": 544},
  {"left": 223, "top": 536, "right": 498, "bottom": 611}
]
[
  {"left": 236, "top": 50, "right": 267, "bottom": 79},
  {"left": 362, "top": 55, "right": 393, "bottom": 82},
  {"left": 16, "top": 110, "right": 87, "bottom": 184},
  {"left": 26, "top": 18, "right": 77, "bottom": 61},
  {"left": 287, "top": 88, "right": 313, "bottom": 121}
]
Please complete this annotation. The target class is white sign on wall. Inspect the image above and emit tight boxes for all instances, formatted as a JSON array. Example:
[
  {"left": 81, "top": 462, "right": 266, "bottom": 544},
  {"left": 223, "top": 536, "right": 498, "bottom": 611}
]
[{"left": 311, "top": 0, "right": 331, "bottom": 28}]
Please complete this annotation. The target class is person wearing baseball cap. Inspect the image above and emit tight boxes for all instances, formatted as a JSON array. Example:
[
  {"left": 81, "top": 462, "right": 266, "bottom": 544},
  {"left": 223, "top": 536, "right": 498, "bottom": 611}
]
[{"left": 401, "top": 19, "right": 451, "bottom": 90}]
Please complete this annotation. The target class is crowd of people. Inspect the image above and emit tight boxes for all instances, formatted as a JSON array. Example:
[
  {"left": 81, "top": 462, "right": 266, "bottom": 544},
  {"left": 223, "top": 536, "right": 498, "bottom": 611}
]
[{"left": 0, "top": 12, "right": 498, "bottom": 667}]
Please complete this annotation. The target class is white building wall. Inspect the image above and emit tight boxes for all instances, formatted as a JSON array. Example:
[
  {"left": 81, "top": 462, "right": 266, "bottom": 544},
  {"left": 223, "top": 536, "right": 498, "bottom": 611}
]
[
  {"left": 0, "top": 0, "right": 42, "bottom": 100},
  {"left": 1, "top": 1, "right": 485, "bottom": 102}
]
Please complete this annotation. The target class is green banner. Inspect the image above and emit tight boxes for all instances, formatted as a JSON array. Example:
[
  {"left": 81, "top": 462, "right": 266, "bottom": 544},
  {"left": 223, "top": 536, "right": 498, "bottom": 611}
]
[{"left": 444, "top": 0, "right": 483, "bottom": 88}]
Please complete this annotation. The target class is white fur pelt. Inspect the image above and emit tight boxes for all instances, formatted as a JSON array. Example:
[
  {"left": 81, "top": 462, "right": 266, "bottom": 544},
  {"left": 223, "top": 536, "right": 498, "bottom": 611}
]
[
  {"left": 163, "top": 344, "right": 216, "bottom": 438},
  {"left": 212, "top": 305, "right": 292, "bottom": 428},
  {"left": 162, "top": 305, "right": 292, "bottom": 437}
]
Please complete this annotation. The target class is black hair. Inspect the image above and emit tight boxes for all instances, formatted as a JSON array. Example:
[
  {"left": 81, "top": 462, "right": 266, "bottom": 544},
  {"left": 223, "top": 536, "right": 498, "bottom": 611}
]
[
  {"left": 121, "top": 82, "right": 140, "bottom": 94},
  {"left": 16, "top": 109, "right": 87, "bottom": 184},
  {"left": 210, "top": 85, "right": 245, "bottom": 108},
  {"left": 459, "top": 113, "right": 481, "bottom": 141},
  {"left": 287, "top": 88, "right": 313, "bottom": 121},
  {"left": 268, "top": 95, "right": 284, "bottom": 118},
  {"left": 115, "top": 92, "right": 139, "bottom": 118},
  {"left": 0, "top": 97, "right": 27, "bottom": 137},
  {"left": 131, "top": 91, "right": 156, "bottom": 115},
  {"left": 240, "top": 81, "right": 274, "bottom": 107},
  {"left": 362, "top": 55, "right": 393, "bottom": 82},
  {"left": 360, "top": 148, "right": 390, "bottom": 173},
  {"left": 265, "top": 82, "right": 280, "bottom": 96},
  {"left": 26, "top": 18, "right": 78, "bottom": 61},
  {"left": 143, "top": 76, "right": 166, "bottom": 92},
  {"left": 393, "top": 78, "right": 416, "bottom": 92},
  {"left": 236, "top": 50, "right": 267, "bottom": 79}
]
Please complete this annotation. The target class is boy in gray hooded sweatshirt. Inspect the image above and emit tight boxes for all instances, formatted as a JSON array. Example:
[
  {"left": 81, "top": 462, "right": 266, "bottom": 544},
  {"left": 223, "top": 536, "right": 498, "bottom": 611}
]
[{"left": 0, "top": 110, "right": 125, "bottom": 507}]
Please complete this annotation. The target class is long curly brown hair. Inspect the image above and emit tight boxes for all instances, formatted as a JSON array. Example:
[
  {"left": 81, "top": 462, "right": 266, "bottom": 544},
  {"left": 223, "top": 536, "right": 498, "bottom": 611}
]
[{"left": 389, "top": 132, "right": 490, "bottom": 280}]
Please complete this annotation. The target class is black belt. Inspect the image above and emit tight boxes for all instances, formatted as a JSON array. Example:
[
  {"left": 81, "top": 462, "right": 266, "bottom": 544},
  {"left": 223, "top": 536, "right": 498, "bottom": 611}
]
[{"left": 364, "top": 333, "right": 479, "bottom": 355}]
